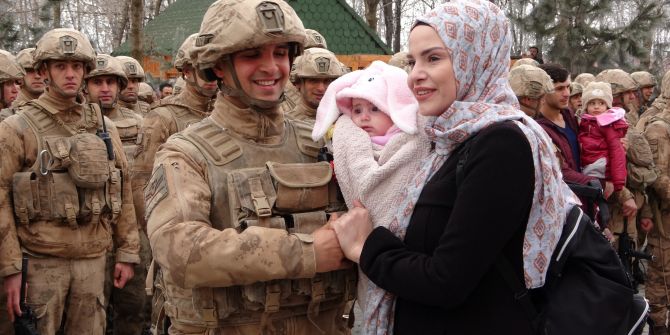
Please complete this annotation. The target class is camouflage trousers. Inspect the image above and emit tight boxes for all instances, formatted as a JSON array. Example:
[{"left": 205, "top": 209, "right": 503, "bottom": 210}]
[
  {"left": 646, "top": 236, "right": 670, "bottom": 327},
  {"left": 26, "top": 255, "right": 107, "bottom": 335},
  {"left": 105, "top": 229, "right": 152, "bottom": 335},
  {"left": 0, "top": 277, "right": 14, "bottom": 335},
  {"left": 168, "top": 307, "right": 350, "bottom": 335}
]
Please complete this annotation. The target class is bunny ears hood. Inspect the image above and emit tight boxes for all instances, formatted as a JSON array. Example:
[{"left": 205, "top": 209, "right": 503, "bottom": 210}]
[{"left": 311, "top": 60, "right": 419, "bottom": 141}]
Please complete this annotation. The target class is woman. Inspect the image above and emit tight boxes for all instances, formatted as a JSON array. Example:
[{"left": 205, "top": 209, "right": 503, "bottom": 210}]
[{"left": 332, "top": 1, "right": 575, "bottom": 334}]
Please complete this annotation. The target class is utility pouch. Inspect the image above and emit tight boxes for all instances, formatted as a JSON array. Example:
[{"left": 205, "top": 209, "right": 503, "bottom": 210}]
[
  {"left": 68, "top": 132, "right": 110, "bottom": 188},
  {"left": 227, "top": 167, "right": 277, "bottom": 225},
  {"left": 105, "top": 168, "right": 123, "bottom": 220},
  {"left": 266, "top": 161, "right": 331, "bottom": 213},
  {"left": 12, "top": 172, "right": 40, "bottom": 225}
]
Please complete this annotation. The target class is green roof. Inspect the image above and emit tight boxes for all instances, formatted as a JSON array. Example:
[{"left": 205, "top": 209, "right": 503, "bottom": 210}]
[{"left": 113, "top": 0, "right": 391, "bottom": 57}]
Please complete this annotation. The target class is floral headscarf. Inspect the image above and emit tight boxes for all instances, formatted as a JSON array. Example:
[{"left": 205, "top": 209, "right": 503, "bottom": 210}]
[{"left": 363, "top": 1, "right": 577, "bottom": 334}]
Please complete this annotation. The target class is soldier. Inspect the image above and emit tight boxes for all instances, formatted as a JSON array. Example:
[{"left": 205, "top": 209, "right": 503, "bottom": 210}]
[
  {"left": 158, "top": 82, "right": 173, "bottom": 98},
  {"left": 286, "top": 47, "right": 343, "bottom": 122},
  {"left": 508, "top": 64, "right": 554, "bottom": 118},
  {"left": 283, "top": 29, "right": 330, "bottom": 114},
  {"left": 116, "top": 56, "right": 151, "bottom": 116},
  {"left": 388, "top": 51, "right": 410, "bottom": 72},
  {"left": 510, "top": 57, "right": 539, "bottom": 69},
  {"left": 173, "top": 76, "right": 185, "bottom": 95},
  {"left": 574, "top": 72, "right": 596, "bottom": 87},
  {"left": 139, "top": 82, "right": 158, "bottom": 108},
  {"left": 130, "top": 33, "right": 217, "bottom": 234},
  {"left": 0, "top": 28, "right": 140, "bottom": 335},
  {"left": 0, "top": 50, "right": 25, "bottom": 121},
  {"left": 12, "top": 48, "right": 45, "bottom": 107},
  {"left": 638, "top": 70, "right": 670, "bottom": 132},
  {"left": 597, "top": 69, "right": 655, "bottom": 248},
  {"left": 146, "top": 0, "right": 353, "bottom": 333},
  {"left": 569, "top": 82, "right": 583, "bottom": 116},
  {"left": 631, "top": 71, "right": 657, "bottom": 111},
  {"left": 642, "top": 84, "right": 670, "bottom": 334},
  {"left": 305, "top": 28, "right": 328, "bottom": 49}
]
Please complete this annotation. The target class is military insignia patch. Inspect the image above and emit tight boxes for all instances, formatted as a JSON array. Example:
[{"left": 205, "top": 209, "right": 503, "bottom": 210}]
[{"left": 144, "top": 164, "right": 168, "bottom": 220}]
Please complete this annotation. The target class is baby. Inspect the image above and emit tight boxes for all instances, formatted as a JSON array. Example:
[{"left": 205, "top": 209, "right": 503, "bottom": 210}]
[
  {"left": 578, "top": 81, "right": 628, "bottom": 196},
  {"left": 312, "top": 60, "right": 430, "bottom": 315}
]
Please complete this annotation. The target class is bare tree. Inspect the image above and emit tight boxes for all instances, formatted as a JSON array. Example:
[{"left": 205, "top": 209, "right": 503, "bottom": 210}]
[
  {"left": 130, "top": 0, "right": 143, "bottom": 60},
  {"left": 364, "top": 0, "right": 381, "bottom": 31}
]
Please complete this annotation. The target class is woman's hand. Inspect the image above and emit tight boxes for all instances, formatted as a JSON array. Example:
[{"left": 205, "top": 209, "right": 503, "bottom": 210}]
[{"left": 332, "top": 200, "right": 374, "bottom": 264}]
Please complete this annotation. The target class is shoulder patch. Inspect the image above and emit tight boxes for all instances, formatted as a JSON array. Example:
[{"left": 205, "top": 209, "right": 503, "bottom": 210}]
[
  {"left": 144, "top": 164, "right": 169, "bottom": 220},
  {"left": 290, "top": 119, "right": 322, "bottom": 158},
  {"left": 179, "top": 119, "right": 242, "bottom": 166}
]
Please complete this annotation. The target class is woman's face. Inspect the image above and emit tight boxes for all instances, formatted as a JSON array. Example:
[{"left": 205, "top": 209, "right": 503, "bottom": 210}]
[{"left": 407, "top": 25, "right": 457, "bottom": 117}]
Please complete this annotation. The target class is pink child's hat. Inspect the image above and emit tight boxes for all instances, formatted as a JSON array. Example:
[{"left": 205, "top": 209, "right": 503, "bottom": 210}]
[{"left": 312, "top": 60, "right": 419, "bottom": 141}]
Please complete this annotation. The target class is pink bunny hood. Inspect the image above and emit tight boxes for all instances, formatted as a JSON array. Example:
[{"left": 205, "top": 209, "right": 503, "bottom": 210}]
[{"left": 311, "top": 60, "right": 419, "bottom": 141}]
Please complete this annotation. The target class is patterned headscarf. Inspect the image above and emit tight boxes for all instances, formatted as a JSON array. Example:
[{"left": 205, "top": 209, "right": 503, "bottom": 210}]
[{"left": 362, "top": 1, "right": 577, "bottom": 334}]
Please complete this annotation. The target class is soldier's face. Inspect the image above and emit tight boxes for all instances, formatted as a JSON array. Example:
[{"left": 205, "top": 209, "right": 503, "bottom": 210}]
[
  {"left": 621, "top": 89, "right": 638, "bottom": 107},
  {"left": 120, "top": 78, "right": 141, "bottom": 103},
  {"left": 297, "top": 77, "right": 333, "bottom": 109},
  {"left": 87, "top": 75, "right": 118, "bottom": 106},
  {"left": 216, "top": 43, "right": 291, "bottom": 105},
  {"left": 44, "top": 60, "right": 85, "bottom": 98},
  {"left": 641, "top": 86, "right": 654, "bottom": 102},
  {"left": 23, "top": 69, "right": 45, "bottom": 95},
  {"left": 569, "top": 94, "right": 582, "bottom": 111},
  {"left": 2, "top": 80, "right": 20, "bottom": 106}
]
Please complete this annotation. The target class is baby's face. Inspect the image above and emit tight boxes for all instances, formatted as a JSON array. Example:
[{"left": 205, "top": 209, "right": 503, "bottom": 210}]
[
  {"left": 586, "top": 98, "right": 607, "bottom": 116},
  {"left": 351, "top": 98, "right": 394, "bottom": 137}
]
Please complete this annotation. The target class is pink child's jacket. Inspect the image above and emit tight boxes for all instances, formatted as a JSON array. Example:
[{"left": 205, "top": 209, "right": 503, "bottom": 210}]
[{"left": 578, "top": 107, "right": 628, "bottom": 191}]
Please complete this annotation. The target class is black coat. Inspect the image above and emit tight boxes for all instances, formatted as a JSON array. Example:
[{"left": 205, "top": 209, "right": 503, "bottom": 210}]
[{"left": 360, "top": 122, "right": 537, "bottom": 334}]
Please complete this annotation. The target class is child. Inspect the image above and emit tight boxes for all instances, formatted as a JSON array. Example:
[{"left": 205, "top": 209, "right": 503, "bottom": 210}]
[
  {"left": 311, "top": 60, "right": 430, "bottom": 311},
  {"left": 579, "top": 81, "right": 628, "bottom": 197}
]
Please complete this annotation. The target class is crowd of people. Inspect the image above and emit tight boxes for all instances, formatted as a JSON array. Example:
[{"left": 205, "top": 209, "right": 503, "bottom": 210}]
[{"left": 1, "top": 0, "right": 670, "bottom": 334}]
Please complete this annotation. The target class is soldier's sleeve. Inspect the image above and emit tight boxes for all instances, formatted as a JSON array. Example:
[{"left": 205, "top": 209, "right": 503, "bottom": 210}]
[
  {"left": 0, "top": 119, "right": 27, "bottom": 277},
  {"left": 106, "top": 118, "right": 141, "bottom": 264},
  {"left": 130, "top": 109, "right": 172, "bottom": 231},
  {"left": 146, "top": 139, "right": 316, "bottom": 289},
  {"left": 644, "top": 122, "right": 670, "bottom": 202}
]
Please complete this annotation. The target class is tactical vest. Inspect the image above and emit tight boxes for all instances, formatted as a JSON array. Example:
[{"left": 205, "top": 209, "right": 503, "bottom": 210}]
[
  {"left": 158, "top": 100, "right": 209, "bottom": 132},
  {"left": 285, "top": 101, "right": 316, "bottom": 123},
  {"left": 156, "top": 117, "right": 355, "bottom": 328},
  {"left": 109, "top": 107, "right": 142, "bottom": 167},
  {"left": 11, "top": 101, "right": 122, "bottom": 257},
  {"left": 0, "top": 107, "right": 16, "bottom": 122}
]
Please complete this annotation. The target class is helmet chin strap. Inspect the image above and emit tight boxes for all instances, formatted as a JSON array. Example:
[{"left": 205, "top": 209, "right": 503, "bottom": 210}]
[{"left": 218, "top": 57, "right": 284, "bottom": 113}]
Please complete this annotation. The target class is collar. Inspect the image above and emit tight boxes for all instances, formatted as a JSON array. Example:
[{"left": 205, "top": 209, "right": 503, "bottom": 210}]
[{"left": 210, "top": 94, "right": 285, "bottom": 144}]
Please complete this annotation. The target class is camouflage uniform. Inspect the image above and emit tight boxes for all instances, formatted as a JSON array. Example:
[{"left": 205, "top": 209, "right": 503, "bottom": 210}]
[
  {"left": 286, "top": 47, "right": 343, "bottom": 122},
  {"left": 0, "top": 47, "right": 24, "bottom": 335},
  {"left": 388, "top": 51, "right": 410, "bottom": 73},
  {"left": 632, "top": 71, "right": 657, "bottom": 111},
  {"left": 0, "top": 29, "right": 140, "bottom": 335},
  {"left": 282, "top": 29, "right": 329, "bottom": 116},
  {"left": 138, "top": 82, "right": 158, "bottom": 108},
  {"left": 12, "top": 48, "right": 42, "bottom": 108},
  {"left": 639, "top": 71, "right": 670, "bottom": 133},
  {"left": 508, "top": 64, "right": 554, "bottom": 118},
  {"left": 146, "top": 1, "right": 353, "bottom": 334},
  {"left": 173, "top": 77, "right": 186, "bottom": 96},
  {"left": 83, "top": 54, "right": 149, "bottom": 335},
  {"left": 595, "top": 69, "right": 654, "bottom": 246},
  {"left": 116, "top": 56, "right": 151, "bottom": 117},
  {"left": 0, "top": 50, "right": 25, "bottom": 121},
  {"left": 510, "top": 57, "right": 539, "bottom": 68},
  {"left": 131, "top": 33, "right": 215, "bottom": 233}
]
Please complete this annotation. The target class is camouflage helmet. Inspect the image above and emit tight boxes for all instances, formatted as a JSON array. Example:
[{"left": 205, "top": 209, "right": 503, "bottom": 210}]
[
  {"left": 508, "top": 64, "right": 554, "bottom": 99},
  {"left": 16, "top": 48, "right": 36, "bottom": 71},
  {"left": 115, "top": 56, "right": 145, "bottom": 81},
  {"left": 138, "top": 82, "right": 154, "bottom": 100},
  {"left": 0, "top": 50, "right": 26, "bottom": 82},
  {"left": 304, "top": 29, "right": 327, "bottom": 49},
  {"left": 388, "top": 51, "right": 409, "bottom": 70},
  {"left": 86, "top": 54, "right": 129, "bottom": 90},
  {"left": 191, "top": 0, "right": 307, "bottom": 75},
  {"left": 570, "top": 82, "right": 583, "bottom": 97},
  {"left": 574, "top": 73, "right": 596, "bottom": 87},
  {"left": 290, "top": 47, "right": 343, "bottom": 83},
  {"left": 174, "top": 33, "right": 198, "bottom": 72},
  {"left": 630, "top": 71, "right": 657, "bottom": 88},
  {"left": 33, "top": 28, "right": 96, "bottom": 71},
  {"left": 173, "top": 76, "right": 186, "bottom": 95},
  {"left": 511, "top": 57, "right": 539, "bottom": 69},
  {"left": 595, "top": 69, "right": 638, "bottom": 96}
]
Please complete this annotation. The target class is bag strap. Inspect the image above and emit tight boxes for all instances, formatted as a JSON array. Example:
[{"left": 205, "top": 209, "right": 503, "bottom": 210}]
[{"left": 454, "top": 125, "right": 541, "bottom": 330}]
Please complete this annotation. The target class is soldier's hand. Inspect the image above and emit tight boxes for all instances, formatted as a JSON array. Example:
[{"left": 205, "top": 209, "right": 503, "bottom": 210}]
[
  {"left": 313, "top": 225, "right": 346, "bottom": 273},
  {"left": 620, "top": 137, "right": 629, "bottom": 151},
  {"left": 332, "top": 200, "right": 373, "bottom": 264},
  {"left": 640, "top": 218, "right": 654, "bottom": 233},
  {"left": 4, "top": 273, "right": 22, "bottom": 322},
  {"left": 621, "top": 198, "right": 638, "bottom": 217},
  {"left": 113, "top": 262, "right": 135, "bottom": 289}
]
